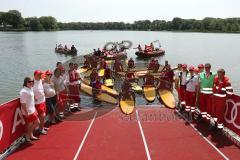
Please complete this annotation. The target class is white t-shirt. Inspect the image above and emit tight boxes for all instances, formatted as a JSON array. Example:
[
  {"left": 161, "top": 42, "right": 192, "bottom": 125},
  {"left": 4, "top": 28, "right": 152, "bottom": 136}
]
[
  {"left": 33, "top": 79, "right": 45, "bottom": 104},
  {"left": 20, "top": 87, "right": 36, "bottom": 115},
  {"left": 52, "top": 76, "right": 66, "bottom": 93},
  {"left": 43, "top": 82, "right": 56, "bottom": 98},
  {"left": 186, "top": 75, "right": 198, "bottom": 92}
]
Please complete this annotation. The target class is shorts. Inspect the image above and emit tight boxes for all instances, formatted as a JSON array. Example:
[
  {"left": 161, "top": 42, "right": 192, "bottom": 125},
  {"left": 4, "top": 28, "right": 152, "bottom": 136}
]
[
  {"left": 35, "top": 102, "right": 46, "bottom": 115},
  {"left": 24, "top": 111, "right": 38, "bottom": 123}
]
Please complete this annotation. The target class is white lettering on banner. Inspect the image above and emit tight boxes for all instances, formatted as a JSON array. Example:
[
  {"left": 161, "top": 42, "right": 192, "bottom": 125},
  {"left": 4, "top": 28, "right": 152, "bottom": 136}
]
[
  {"left": 0, "top": 120, "right": 3, "bottom": 140},
  {"left": 225, "top": 99, "right": 240, "bottom": 129},
  {"left": 12, "top": 108, "right": 25, "bottom": 134}
]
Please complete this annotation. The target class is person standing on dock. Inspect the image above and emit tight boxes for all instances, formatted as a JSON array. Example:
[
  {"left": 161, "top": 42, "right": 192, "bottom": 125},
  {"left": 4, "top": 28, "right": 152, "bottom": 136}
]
[
  {"left": 175, "top": 64, "right": 188, "bottom": 111},
  {"left": 185, "top": 66, "right": 199, "bottom": 118},
  {"left": 20, "top": 77, "right": 40, "bottom": 141},
  {"left": 211, "top": 68, "right": 233, "bottom": 132},
  {"left": 196, "top": 63, "right": 216, "bottom": 122},
  {"left": 67, "top": 63, "right": 81, "bottom": 109},
  {"left": 33, "top": 70, "right": 48, "bottom": 135}
]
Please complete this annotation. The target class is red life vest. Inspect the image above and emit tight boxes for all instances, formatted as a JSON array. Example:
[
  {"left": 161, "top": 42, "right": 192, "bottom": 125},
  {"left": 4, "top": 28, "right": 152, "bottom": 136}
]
[{"left": 213, "top": 76, "right": 233, "bottom": 97}]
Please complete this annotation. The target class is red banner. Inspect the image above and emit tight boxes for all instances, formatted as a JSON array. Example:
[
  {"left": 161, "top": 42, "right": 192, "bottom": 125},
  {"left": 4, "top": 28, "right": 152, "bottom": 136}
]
[
  {"left": 0, "top": 99, "right": 26, "bottom": 153},
  {"left": 225, "top": 95, "right": 240, "bottom": 135}
]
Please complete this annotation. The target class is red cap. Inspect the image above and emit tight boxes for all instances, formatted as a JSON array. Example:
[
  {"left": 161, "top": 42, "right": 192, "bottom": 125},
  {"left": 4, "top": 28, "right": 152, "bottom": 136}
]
[
  {"left": 34, "top": 70, "right": 43, "bottom": 75},
  {"left": 182, "top": 64, "right": 187, "bottom": 68},
  {"left": 194, "top": 68, "right": 199, "bottom": 73},
  {"left": 189, "top": 66, "right": 195, "bottom": 71},
  {"left": 198, "top": 64, "right": 204, "bottom": 68},
  {"left": 45, "top": 70, "right": 53, "bottom": 75}
]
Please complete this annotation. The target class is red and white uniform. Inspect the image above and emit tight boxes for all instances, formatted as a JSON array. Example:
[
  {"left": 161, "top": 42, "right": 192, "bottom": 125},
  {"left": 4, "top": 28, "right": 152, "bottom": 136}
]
[
  {"left": 177, "top": 71, "right": 188, "bottom": 106},
  {"left": 20, "top": 87, "right": 38, "bottom": 122},
  {"left": 212, "top": 76, "right": 233, "bottom": 129},
  {"left": 68, "top": 69, "right": 80, "bottom": 103},
  {"left": 33, "top": 79, "right": 46, "bottom": 115},
  {"left": 185, "top": 75, "right": 198, "bottom": 112}
]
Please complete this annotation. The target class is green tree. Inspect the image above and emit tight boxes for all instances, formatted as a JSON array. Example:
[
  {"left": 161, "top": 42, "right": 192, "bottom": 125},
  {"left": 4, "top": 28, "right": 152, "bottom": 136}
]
[
  {"left": 25, "top": 17, "right": 43, "bottom": 31},
  {"left": 39, "top": 16, "right": 58, "bottom": 30},
  {"left": 5, "top": 10, "right": 24, "bottom": 28}
]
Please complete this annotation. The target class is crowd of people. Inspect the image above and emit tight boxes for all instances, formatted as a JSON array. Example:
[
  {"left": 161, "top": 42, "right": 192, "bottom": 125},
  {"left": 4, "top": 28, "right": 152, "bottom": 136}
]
[
  {"left": 19, "top": 58, "right": 233, "bottom": 142},
  {"left": 19, "top": 62, "right": 82, "bottom": 142},
  {"left": 174, "top": 63, "right": 233, "bottom": 133}
]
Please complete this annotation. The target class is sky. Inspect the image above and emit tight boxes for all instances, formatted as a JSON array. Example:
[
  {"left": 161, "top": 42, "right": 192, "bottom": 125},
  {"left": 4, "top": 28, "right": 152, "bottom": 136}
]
[{"left": 0, "top": 0, "right": 239, "bottom": 23}]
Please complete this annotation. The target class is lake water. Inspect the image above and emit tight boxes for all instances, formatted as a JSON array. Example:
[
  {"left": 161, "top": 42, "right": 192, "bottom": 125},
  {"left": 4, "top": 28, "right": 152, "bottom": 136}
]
[{"left": 0, "top": 31, "right": 240, "bottom": 104}]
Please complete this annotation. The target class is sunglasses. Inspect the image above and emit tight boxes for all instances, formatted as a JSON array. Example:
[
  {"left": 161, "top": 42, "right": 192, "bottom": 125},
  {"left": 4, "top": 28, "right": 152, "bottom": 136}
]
[{"left": 28, "top": 80, "right": 34, "bottom": 83}]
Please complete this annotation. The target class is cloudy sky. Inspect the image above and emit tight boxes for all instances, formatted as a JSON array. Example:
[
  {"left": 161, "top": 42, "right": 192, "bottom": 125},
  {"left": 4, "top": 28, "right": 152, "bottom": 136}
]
[{"left": 0, "top": 0, "right": 239, "bottom": 22}]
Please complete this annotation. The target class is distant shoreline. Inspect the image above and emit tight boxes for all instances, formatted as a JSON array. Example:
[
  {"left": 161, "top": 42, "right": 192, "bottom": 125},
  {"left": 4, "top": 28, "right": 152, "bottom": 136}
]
[{"left": 1, "top": 29, "right": 240, "bottom": 34}]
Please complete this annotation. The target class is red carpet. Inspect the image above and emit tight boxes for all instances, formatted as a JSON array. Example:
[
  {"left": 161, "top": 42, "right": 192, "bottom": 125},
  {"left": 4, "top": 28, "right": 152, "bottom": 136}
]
[{"left": 7, "top": 107, "right": 240, "bottom": 160}]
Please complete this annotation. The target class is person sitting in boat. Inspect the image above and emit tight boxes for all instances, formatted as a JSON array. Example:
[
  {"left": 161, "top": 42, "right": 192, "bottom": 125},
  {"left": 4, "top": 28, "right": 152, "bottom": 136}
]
[
  {"left": 148, "top": 59, "right": 156, "bottom": 70},
  {"left": 126, "top": 69, "right": 135, "bottom": 82},
  {"left": 150, "top": 42, "right": 154, "bottom": 51},
  {"left": 97, "top": 48, "right": 102, "bottom": 56},
  {"left": 58, "top": 44, "right": 63, "bottom": 49},
  {"left": 90, "top": 56, "right": 98, "bottom": 68},
  {"left": 128, "top": 58, "right": 135, "bottom": 69},
  {"left": 90, "top": 68, "right": 98, "bottom": 86},
  {"left": 137, "top": 44, "right": 142, "bottom": 52},
  {"left": 113, "top": 59, "right": 123, "bottom": 72},
  {"left": 100, "top": 58, "right": 107, "bottom": 69},
  {"left": 102, "top": 47, "right": 107, "bottom": 54},
  {"left": 158, "top": 64, "right": 174, "bottom": 89},
  {"left": 64, "top": 45, "right": 68, "bottom": 51},
  {"left": 153, "top": 60, "right": 160, "bottom": 73},
  {"left": 104, "top": 66, "right": 112, "bottom": 80},
  {"left": 83, "top": 58, "right": 90, "bottom": 68},
  {"left": 92, "top": 76, "right": 102, "bottom": 102},
  {"left": 71, "top": 45, "right": 76, "bottom": 52},
  {"left": 121, "top": 79, "right": 135, "bottom": 101},
  {"left": 93, "top": 49, "right": 98, "bottom": 56},
  {"left": 144, "top": 72, "right": 155, "bottom": 86}
]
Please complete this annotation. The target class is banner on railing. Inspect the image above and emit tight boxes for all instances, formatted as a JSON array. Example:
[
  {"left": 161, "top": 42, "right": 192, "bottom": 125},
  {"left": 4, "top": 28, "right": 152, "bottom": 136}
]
[
  {"left": 0, "top": 99, "right": 26, "bottom": 153},
  {"left": 225, "top": 95, "right": 240, "bottom": 136}
]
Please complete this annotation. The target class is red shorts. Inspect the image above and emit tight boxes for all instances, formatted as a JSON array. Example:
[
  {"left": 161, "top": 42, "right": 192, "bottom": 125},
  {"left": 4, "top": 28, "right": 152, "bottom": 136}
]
[
  {"left": 24, "top": 111, "right": 38, "bottom": 123},
  {"left": 35, "top": 102, "right": 46, "bottom": 115},
  {"left": 68, "top": 85, "right": 80, "bottom": 103}
]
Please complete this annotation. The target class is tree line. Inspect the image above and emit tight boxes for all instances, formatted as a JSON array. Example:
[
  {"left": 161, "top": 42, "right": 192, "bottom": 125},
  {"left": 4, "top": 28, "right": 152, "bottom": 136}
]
[
  {"left": 1, "top": 10, "right": 240, "bottom": 33},
  {"left": 0, "top": 10, "right": 58, "bottom": 31}
]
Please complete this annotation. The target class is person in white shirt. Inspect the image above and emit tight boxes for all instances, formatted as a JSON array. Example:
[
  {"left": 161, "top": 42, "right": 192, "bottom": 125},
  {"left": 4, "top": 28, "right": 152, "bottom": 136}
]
[
  {"left": 43, "top": 70, "right": 58, "bottom": 124},
  {"left": 185, "top": 66, "right": 199, "bottom": 118},
  {"left": 33, "top": 70, "right": 48, "bottom": 135},
  {"left": 20, "top": 77, "right": 40, "bottom": 142},
  {"left": 175, "top": 64, "right": 188, "bottom": 111},
  {"left": 52, "top": 68, "right": 67, "bottom": 118}
]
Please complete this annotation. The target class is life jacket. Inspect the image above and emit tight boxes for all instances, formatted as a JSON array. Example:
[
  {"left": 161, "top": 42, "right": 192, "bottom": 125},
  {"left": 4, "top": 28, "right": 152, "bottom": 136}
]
[
  {"left": 199, "top": 72, "right": 215, "bottom": 94},
  {"left": 114, "top": 62, "right": 123, "bottom": 72},
  {"left": 213, "top": 76, "right": 233, "bottom": 97},
  {"left": 127, "top": 72, "right": 135, "bottom": 80},
  {"left": 128, "top": 60, "right": 134, "bottom": 68}
]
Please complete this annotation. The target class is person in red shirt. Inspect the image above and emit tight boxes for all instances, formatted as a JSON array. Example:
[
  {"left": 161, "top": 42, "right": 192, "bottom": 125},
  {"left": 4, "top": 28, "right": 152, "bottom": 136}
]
[
  {"left": 148, "top": 59, "right": 156, "bottom": 70},
  {"left": 128, "top": 58, "right": 135, "bottom": 69},
  {"left": 211, "top": 68, "right": 233, "bottom": 132},
  {"left": 100, "top": 58, "right": 107, "bottom": 69},
  {"left": 113, "top": 59, "right": 123, "bottom": 72},
  {"left": 144, "top": 72, "right": 155, "bottom": 86},
  {"left": 68, "top": 63, "right": 81, "bottom": 104},
  {"left": 121, "top": 79, "right": 135, "bottom": 101},
  {"left": 126, "top": 70, "right": 135, "bottom": 82},
  {"left": 92, "top": 76, "right": 102, "bottom": 102}
]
